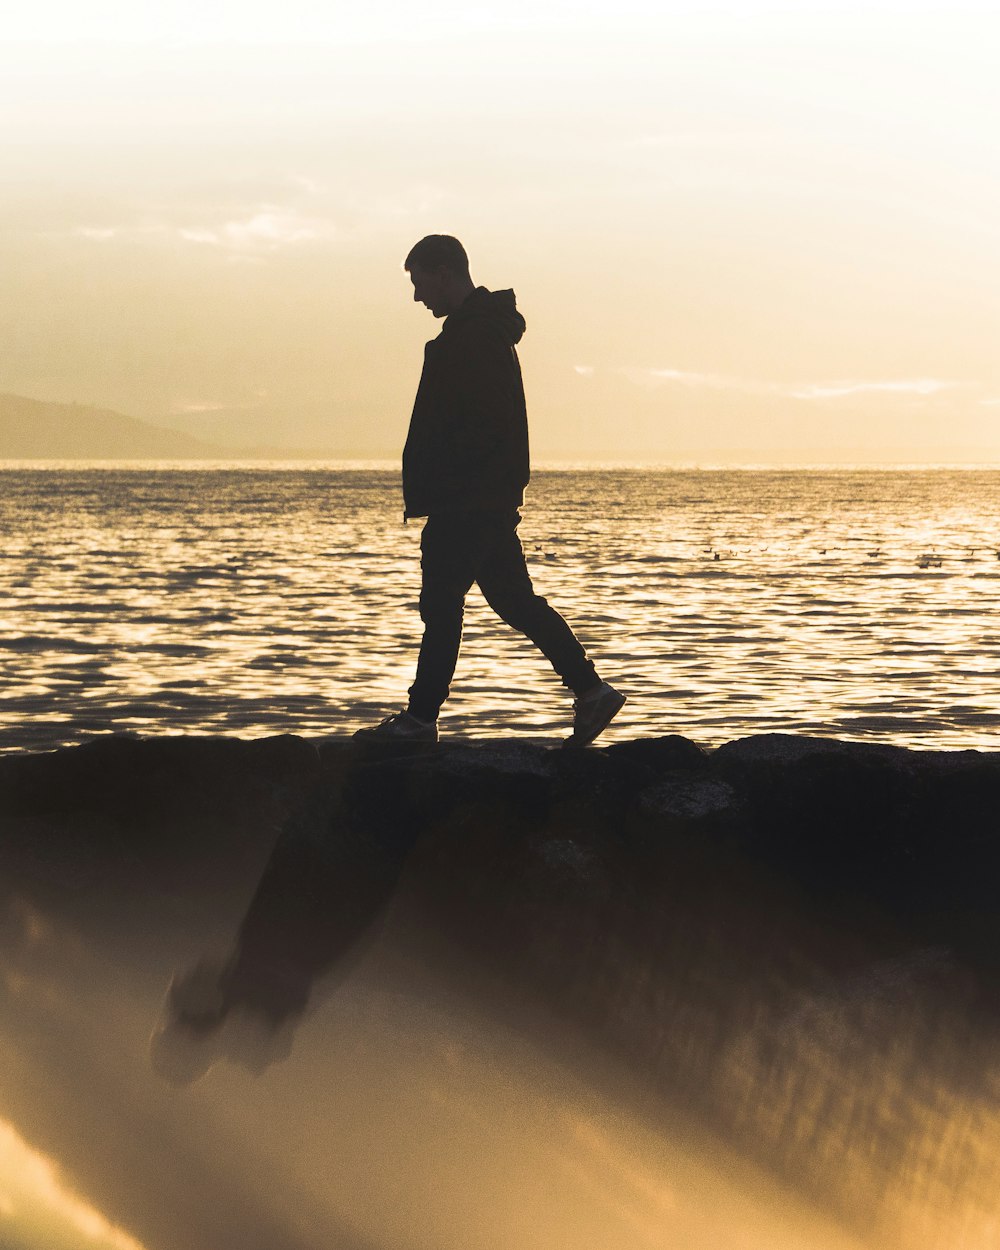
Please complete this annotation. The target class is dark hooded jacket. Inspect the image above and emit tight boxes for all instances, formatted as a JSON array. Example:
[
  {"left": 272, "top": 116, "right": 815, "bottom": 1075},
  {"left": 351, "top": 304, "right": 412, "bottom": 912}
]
[{"left": 402, "top": 286, "right": 530, "bottom": 518}]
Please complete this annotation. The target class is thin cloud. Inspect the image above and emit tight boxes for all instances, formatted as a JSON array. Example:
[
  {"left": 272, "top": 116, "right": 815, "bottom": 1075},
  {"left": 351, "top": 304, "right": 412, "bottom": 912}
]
[
  {"left": 646, "top": 367, "right": 721, "bottom": 387},
  {"left": 622, "top": 366, "right": 759, "bottom": 393},
  {"left": 177, "top": 207, "right": 333, "bottom": 250},
  {"left": 171, "top": 393, "right": 268, "bottom": 414},
  {"left": 72, "top": 227, "right": 118, "bottom": 242},
  {"left": 69, "top": 206, "right": 335, "bottom": 252},
  {"left": 66, "top": 223, "right": 167, "bottom": 244},
  {"left": 623, "top": 366, "right": 967, "bottom": 402},
  {"left": 790, "top": 379, "right": 959, "bottom": 400},
  {"left": 172, "top": 400, "right": 232, "bottom": 413}
]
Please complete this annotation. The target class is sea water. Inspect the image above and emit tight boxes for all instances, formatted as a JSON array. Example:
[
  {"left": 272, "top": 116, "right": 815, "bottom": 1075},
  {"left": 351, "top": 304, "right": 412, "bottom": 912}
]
[{"left": 1, "top": 463, "right": 998, "bottom": 753}]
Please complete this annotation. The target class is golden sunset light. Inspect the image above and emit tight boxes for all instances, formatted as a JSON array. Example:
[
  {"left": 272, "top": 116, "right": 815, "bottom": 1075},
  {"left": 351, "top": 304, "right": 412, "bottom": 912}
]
[
  {"left": 4, "top": 6, "right": 1000, "bottom": 1250},
  {"left": 0, "top": 1118, "right": 147, "bottom": 1250},
  {"left": 2, "top": 1, "right": 997, "bottom": 461}
]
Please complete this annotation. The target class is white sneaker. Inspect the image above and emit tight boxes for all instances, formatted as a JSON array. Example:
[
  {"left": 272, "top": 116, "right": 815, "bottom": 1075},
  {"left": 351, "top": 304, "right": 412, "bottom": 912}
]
[
  {"left": 566, "top": 682, "right": 626, "bottom": 747},
  {"left": 353, "top": 710, "right": 439, "bottom": 742}
]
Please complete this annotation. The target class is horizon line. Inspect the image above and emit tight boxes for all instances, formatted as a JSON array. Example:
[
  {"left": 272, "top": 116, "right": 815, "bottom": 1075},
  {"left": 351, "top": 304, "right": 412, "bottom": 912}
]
[{"left": 3, "top": 457, "right": 1000, "bottom": 473}]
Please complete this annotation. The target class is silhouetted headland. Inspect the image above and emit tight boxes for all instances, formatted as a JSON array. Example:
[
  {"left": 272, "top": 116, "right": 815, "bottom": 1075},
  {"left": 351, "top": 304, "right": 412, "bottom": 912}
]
[
  {"left": 0, "top": 393, "right": 225, "bottom": 459},
  {"left": 3, "top": 731, "right": 1000, "bottom": 1246}
]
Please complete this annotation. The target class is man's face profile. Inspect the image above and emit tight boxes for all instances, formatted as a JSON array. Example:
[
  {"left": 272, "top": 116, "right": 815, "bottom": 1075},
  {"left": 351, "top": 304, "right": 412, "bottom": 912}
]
[{"left": 408, "top": 264, "right": 449, "bottom": 318}]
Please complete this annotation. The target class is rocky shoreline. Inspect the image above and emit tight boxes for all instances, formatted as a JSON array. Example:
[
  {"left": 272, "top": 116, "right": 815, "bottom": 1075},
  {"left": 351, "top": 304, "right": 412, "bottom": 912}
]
[{"left": 3, "top": 731, "right": 1000, "bottom": 1247}]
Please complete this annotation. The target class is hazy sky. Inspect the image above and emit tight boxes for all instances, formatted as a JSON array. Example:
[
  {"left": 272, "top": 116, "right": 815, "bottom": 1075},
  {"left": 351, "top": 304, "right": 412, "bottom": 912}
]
[{"left": 2, "top": 1, "right": 998, "bottom": 460}]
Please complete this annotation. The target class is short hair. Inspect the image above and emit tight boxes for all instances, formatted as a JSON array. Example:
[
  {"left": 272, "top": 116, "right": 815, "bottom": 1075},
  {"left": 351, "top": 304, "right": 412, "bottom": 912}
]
[{"left": 404, "top": 234, "right": 469, "bottom": 276}]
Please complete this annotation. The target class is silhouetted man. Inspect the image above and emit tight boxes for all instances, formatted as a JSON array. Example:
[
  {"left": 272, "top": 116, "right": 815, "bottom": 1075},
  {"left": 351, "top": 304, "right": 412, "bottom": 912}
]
[{"left": 357, "top": 235, "right": 624, "bottom": 745}]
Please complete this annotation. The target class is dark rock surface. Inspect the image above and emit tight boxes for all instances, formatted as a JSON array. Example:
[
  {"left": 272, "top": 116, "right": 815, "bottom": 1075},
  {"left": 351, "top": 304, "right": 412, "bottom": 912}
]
[{"left": 3, "top": 730, "right": 1000, "bottom": 1247}]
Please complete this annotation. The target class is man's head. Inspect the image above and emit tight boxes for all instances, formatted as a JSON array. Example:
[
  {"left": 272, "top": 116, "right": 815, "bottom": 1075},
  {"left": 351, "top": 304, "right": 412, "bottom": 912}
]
[{"left": 404, "top": 234, "right": 474, "bottom": 318}]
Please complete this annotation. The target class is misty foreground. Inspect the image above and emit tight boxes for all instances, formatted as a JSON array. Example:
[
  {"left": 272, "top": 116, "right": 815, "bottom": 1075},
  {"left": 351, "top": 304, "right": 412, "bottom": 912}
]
[{"left": 2, "top": 732, "right": 1000, "bottom": 1250}]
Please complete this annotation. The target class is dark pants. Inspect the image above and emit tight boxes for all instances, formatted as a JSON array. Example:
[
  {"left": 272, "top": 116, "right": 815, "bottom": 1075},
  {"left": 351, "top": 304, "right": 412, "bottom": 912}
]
[{"left": 407, "top": 509, "right": 599, "bottom": 722}]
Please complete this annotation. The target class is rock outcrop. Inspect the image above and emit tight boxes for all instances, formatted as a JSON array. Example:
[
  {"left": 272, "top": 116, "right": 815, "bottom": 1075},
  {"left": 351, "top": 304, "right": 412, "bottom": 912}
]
[{"left": 3, "top": 730, "right": 1000, "bottom": 1248}]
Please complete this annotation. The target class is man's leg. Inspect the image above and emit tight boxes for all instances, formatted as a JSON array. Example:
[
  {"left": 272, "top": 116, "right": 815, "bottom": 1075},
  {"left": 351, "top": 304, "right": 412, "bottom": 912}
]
[
  {"left": 406, "top": 513, "right": 484, "bottom": 723},
  {"left": 476, "top": 511, "right": 600, "bottom": 696}
]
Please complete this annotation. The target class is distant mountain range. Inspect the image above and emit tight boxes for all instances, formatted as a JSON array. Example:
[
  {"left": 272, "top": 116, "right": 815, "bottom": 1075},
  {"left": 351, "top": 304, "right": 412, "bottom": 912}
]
[{"left": 0, "top": 394, "right": 231, "bottom": 459}]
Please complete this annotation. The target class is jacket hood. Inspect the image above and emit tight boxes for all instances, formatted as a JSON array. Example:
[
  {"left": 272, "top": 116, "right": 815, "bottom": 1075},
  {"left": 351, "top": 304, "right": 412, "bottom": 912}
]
[{"left": 446, "top": 286, "right": 525, "bottom": 345}]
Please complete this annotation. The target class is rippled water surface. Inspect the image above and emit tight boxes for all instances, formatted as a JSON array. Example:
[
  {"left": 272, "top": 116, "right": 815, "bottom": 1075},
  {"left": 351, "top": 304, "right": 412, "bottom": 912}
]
[{"left": 1, "top": 464, "right": 998, "bottom": 752}]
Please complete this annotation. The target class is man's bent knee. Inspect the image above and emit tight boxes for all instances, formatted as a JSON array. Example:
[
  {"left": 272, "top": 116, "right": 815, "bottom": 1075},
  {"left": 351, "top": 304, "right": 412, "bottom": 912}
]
[
  {"left": 419, "top": 586, "right": 467, "bottom": 625},
  {"left": 487, "top": 590, "right": 550, "bottom": 632}
]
